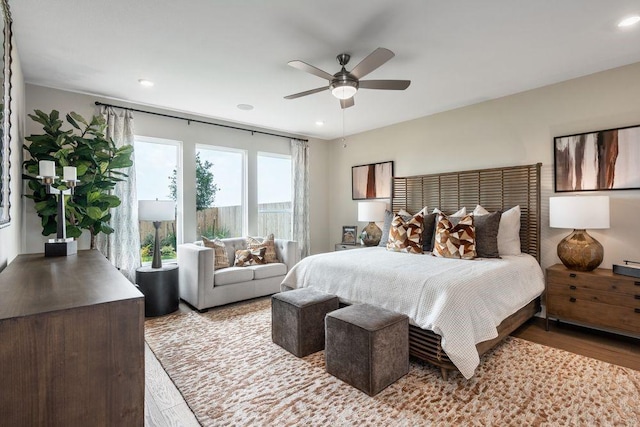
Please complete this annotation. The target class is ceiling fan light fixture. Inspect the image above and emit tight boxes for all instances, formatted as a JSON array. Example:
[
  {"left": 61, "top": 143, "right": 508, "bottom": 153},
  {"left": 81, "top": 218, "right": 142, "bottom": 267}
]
[{"left": 331, "top": 82, "right": 358, "bottom": 100}]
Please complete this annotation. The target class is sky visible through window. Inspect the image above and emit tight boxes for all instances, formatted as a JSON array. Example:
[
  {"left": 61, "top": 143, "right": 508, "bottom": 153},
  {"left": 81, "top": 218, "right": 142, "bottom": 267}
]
[{"left": 135, "top": 140, "right": 291, "bottom": 207}]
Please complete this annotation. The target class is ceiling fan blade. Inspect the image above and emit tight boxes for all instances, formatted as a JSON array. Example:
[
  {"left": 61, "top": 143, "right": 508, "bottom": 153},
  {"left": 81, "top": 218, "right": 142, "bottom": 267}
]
[
  {"left": 287, "top": 60, "right": 334, "bottom": 81},
  {"left": 350, "top": 47, "right": 395, "bottom": 79},
  {"left": 358, "top": 80, "right": 411, "bottom": 90},
  {"left": 284, "top": 86, "right": 329, "bottom": 100},
  {"left": 340, "top": 97, "right": 355, "bottom": 109}
]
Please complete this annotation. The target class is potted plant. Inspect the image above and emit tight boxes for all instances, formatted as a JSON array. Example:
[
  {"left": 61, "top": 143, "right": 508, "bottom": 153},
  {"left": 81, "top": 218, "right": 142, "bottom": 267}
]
[{"left": 23, "top": 109, "right": 133, "bottom": 249}]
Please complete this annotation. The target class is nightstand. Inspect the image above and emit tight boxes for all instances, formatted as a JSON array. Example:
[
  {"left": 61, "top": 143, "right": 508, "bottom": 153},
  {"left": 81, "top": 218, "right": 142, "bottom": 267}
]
[
  {"left": 545, "top": 264, "right": 640, "bottom": 336},
  {"left": 136, "top": 264, "right": 179, "bottom": 317},
  {"left": 335, "top": 243, "right": 366, "bottom": 251}
]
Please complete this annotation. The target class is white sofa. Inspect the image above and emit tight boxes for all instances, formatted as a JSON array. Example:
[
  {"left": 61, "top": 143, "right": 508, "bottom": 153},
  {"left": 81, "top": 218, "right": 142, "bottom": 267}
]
[{"left": 177, "top": 237, "right": 299, "bottom": 311}]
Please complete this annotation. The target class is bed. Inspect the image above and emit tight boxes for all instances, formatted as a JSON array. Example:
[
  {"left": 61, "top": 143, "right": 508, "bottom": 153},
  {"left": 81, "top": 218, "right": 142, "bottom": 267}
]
[{"left": 282, "top": 163, "right": 544, "bottom": 379}]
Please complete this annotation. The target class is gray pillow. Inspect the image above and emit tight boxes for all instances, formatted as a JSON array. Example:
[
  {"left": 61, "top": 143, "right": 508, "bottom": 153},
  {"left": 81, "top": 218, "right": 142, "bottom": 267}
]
[
  {"left": 473, "top": 211, "right": 502, "bottom": 258},
  {"left": 421, "top": 213, "right": 438, "bottom": 252},
  {"left": 378, "top": 209, "right": 394, "bottom": 247}
]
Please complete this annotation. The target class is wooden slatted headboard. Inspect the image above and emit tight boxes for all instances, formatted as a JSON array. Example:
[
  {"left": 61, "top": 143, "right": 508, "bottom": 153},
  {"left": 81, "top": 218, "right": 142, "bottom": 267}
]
[{"left": 392, "top": 163, "right": 542, "bottom": 262}]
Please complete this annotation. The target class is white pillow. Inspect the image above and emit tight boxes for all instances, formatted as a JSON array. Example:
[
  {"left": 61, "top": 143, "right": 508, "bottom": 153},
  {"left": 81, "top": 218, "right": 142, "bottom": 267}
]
[
  {"left": 473, "top": 204, "right": 521, "bottom": 255},
  {"left": 432, "top": 207, "right": 466, "bottom": 217},
  {"left": 398, "top": 206, "right": 428, "bottom": 218}
]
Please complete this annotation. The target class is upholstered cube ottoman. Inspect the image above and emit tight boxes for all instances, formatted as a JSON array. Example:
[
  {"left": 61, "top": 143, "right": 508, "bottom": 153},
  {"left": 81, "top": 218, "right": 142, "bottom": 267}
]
[
  {"left": 271, "top": 288, "right": 339, "bottom": 357},
  {"left": 325, "top": 304, "right": 409, "bottom": 396}
]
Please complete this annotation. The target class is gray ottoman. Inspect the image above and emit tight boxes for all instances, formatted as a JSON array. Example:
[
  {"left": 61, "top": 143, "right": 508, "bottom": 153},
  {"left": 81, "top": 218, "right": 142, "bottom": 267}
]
[
  {"left": 325, "top": 304, "right": 409, "bottom": 396},
  {"left": 271, "top": 288, "right": 339, "bottom": 357}
]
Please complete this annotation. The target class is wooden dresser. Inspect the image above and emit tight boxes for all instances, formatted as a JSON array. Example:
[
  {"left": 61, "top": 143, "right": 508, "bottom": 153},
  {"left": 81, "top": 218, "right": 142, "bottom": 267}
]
[
  {"left": 546, "top": 263, "right": 640, "bottom": 336},
  {"left": 0, "top": 250, "right": 145, "bottom": 426}
]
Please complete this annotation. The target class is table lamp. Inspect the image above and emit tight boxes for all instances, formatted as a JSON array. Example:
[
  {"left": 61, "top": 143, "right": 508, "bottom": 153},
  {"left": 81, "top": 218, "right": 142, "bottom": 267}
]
[
  {"left": 549, "top": 196, "right": 609, "bottom": 271},
  {"left": 138, "top": 199, "right": 175, "bottom": 268},
  {"left": 358, "top": 201, "right": 386, "bottom": 246}
]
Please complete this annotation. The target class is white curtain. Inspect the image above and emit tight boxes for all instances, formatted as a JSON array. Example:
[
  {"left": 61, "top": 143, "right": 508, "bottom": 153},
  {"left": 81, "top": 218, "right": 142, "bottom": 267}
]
[
  {"left": 291, "top": 139, "right": 310, "bottom": 258},
  {"left": 97, "top": 107, "right": 140, "bottom": 282}
]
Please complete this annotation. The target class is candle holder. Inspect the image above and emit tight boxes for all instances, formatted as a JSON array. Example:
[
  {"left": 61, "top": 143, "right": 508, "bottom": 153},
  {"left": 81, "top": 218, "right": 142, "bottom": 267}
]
[{"left": 37, "top": 161, "right": 80, "bottom": 257}]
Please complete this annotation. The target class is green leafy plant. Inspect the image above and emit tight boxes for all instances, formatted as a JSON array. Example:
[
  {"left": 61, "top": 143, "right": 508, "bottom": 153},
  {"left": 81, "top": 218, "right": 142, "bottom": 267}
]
[
  {"left": 23, "top": 110, "right": 134, "bottom": 248},
  {"left": 169, "top": 152, "right": 219, "bottom": 210}
]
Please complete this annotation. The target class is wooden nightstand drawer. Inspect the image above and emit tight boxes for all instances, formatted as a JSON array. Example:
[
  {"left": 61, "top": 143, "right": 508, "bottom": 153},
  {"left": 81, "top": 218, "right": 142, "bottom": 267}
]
[
  {"left": 547, "top": 268, "right": 640, "bottom": 295},
  {"left": 546, "top": 295, "right": 640, "bottom": 335},
  {"left": 546, "top": 282, "right": 638, "bottom": 308}
]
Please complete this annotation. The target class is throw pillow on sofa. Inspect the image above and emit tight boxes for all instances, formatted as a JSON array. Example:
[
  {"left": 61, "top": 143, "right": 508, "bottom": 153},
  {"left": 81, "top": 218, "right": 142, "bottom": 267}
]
[
  {"left": 246, "top": 233, "right": 279, "bottom": 263},
  {"left": 234, "top": 247, "right": 267, "bottom": 267},
  {"left": 202, "top": 236, "right": 230, "bottom": 269}
]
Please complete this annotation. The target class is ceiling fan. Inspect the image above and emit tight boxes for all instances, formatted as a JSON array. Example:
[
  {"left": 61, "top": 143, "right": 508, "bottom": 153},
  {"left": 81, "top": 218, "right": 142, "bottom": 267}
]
[{"left": 284, "top": 47, "right": 411, "bottom": 109}]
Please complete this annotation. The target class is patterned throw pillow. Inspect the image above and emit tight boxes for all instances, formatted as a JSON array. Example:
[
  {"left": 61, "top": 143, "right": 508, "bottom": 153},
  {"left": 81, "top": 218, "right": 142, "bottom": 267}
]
[
  {"left": 432, "top": 214, "right": 476, "bottom": 259},
  {"left": 386, "top": 210, "right": 425, "bottom": 254},
  {"left": 202, "top": 236, "right": 230, "bottom": 270},
  {"left": 234, "top": 247, "right": 267, "bottom": 267},
  {"left": 246, "top": 233, "right": 279, "bottom": 263}
]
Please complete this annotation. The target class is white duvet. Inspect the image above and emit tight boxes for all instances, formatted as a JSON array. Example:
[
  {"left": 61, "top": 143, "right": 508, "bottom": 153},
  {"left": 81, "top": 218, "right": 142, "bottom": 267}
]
[{"left": 281, "top": 247, "right": 544, "bottom": 379}]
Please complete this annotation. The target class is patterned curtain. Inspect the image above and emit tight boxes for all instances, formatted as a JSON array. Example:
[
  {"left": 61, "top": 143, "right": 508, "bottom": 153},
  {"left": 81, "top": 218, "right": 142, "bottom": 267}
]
[
  {"left": 291, "top": 139, "right": 310, "bottom": 258},
  {"left": 96, "top": 107, "right": 140, "bottom": 282}
]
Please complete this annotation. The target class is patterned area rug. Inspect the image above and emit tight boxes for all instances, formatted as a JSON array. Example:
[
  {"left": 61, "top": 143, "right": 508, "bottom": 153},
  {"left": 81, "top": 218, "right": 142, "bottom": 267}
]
[{"left": 144, "top": 299, "right": 640, "bottom": 426}]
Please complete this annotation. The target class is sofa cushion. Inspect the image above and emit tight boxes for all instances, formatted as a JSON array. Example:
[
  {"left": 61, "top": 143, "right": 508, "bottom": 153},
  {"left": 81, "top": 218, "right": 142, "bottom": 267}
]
[
  {"left": 214, "top": 266, "right": 254, "bottom": 286},
  {"left": 249, "top": 263, "right": 287, "bottom": 280}
]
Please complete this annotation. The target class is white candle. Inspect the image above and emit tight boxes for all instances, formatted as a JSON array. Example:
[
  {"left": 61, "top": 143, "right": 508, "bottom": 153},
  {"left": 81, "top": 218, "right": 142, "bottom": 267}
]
[
  {"left": 63, "top": 166, "right": 77, "bottom": 182},
  {"left": 39, "top": 160, "right": 55, "bottom": 177}
]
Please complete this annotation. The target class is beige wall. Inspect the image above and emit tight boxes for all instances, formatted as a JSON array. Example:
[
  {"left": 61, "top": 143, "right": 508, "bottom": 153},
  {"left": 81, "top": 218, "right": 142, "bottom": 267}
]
[
  {"left": 23, "top": 85, "right": 330, "bottom": 255},
  {"left": 0, "top": 39, "right": 25, "bottom": 271},
  {"left": 328, "top": 61, "right": 640, "bottom": 270}
]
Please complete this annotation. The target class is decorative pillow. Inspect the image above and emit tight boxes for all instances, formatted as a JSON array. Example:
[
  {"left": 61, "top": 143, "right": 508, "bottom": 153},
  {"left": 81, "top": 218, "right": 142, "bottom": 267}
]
[
  {"left": 378, "top": 209, "right": 394, "bottom": 247},
  {"left": 427, "top": 207, "right": 466, "bottom": 252},
  {"left": 386, "top": 210, "right": 425, "bottom": 254},
  {"left": 422, "top": 213, "right": 438, "bottom": 252},
  {"left": 246, "top": 233, "right": 279, "bottom": 263},
  {"left": 473, "top": 211, "right": 502, "bottom": 258},
  {"left": 432, "top": 214, "right": 476, "bottom": 259},
  {"left": 473, "top": 205, "right": 521, "bottom": 256},
  {"left": 234, "top": 247, "right": 267, "bottom": 267},
  {"left": 202, "top": 236, "right": 230, "bottom": 270}
]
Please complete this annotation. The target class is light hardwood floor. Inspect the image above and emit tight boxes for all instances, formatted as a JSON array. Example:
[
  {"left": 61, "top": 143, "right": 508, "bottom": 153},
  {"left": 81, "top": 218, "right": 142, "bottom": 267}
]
[{"left": 144, "top": 303, "right": 639, "bottom": 426}]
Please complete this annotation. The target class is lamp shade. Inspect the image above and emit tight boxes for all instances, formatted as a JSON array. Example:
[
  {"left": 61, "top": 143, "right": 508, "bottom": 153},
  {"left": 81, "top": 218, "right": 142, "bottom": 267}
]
[
  {"left": 138, "top": 200, "right": 175, "bottom": 221},
  {"left": 358, "top": 201, "right": 386, "bottom": 222},
  {"left": 549, "top": 196, "right": 609, "bottom": 229}
]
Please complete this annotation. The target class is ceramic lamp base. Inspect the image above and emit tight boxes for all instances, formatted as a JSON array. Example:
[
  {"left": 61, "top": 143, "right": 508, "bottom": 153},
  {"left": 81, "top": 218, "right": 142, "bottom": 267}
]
[
  {"left": 362, "top": 222, "right": 382, "bottom": 246},
  {"left": 557, "top": 229, "right": 603, "bottom": 271}
]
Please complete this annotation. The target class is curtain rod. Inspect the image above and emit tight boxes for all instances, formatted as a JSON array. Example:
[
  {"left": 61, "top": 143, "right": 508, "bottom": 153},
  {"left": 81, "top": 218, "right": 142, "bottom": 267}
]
[{"left": 94, "top": 101, "right": 308, "bottom": 142}]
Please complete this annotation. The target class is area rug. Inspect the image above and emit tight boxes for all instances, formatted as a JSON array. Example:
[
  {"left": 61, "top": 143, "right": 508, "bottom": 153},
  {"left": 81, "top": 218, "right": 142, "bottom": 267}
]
[{"left": 144, "top": 298, "right": 640, "bottom": 426}]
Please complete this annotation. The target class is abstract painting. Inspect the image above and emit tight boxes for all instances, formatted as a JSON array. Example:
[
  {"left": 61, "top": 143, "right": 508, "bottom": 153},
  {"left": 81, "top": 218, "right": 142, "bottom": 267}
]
[
  {"left": 554, "top": 124, "right": 640, "bottom": 192},
  {"left": 352, "top": 161, "right": 394, "bottom": 200}
]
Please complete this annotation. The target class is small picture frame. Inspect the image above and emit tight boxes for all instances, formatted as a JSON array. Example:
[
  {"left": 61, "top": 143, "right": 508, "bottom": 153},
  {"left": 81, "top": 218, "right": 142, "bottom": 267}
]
[{"left": 341, "top": 226, "right": 357, "bottom": 245}]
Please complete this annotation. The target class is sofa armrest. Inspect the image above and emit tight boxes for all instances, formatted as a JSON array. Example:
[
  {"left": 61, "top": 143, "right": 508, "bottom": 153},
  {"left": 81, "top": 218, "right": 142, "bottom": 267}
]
[
  {"left": 177, "top": 243, "right": 213, "bottom": 310},
  {"left": 274, "top": 239, "right": 300, "bottom": 271}
]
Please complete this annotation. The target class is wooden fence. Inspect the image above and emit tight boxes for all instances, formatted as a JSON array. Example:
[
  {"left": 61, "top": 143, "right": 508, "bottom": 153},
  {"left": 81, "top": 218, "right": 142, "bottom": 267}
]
[{"left": 139, "top": 202, "right": 292, "bottom": 246}]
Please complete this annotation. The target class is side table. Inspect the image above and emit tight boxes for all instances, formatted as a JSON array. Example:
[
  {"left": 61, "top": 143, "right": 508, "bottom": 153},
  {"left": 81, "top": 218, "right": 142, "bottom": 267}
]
[
  {"left": 136, "top": 264, "right": 179, "bottom": 317},
  {"left": 335, "top": 243, "right": 367, "bottom": 251}
]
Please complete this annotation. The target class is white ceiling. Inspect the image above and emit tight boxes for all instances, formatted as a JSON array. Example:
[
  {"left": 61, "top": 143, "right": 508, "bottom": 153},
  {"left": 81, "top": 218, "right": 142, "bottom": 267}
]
[{"left": 11, "top": 0, "right": 640, "bottom": 140}]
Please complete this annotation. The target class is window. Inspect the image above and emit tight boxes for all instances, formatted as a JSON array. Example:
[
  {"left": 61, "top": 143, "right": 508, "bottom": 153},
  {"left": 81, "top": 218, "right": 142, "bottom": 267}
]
[
  {"left": 257, "top": 152, "right": 292, "bottom": 239},
  {"left": 196, "top": 145, "right": 246, "bottom": 239},
  {"left": 135, "top": 137, "right": 180, "bottom": 263}
]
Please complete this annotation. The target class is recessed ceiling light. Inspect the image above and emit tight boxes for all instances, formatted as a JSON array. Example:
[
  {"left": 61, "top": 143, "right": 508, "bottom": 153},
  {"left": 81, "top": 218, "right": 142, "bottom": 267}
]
[
  {"left": 618, "top": 15, "right": 640, "bottom": 27},
  {"left": 315, "top": 121, "right": 324, "bottom": 126},
  {"left": 138, "top": 79, "right": 154, "bottom": 87},
  {"left": 237, "top": 104, "right": 254, "bottom": 111}
]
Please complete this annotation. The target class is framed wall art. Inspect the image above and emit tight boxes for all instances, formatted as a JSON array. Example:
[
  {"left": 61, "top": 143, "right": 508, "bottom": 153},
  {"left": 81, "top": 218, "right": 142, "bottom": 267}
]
[
  {"left": 341, "top": 226, "right": 357, "bottom": 245},
  {"left": 554, "top": 124, "right": 640, "bottom": 192},
  {"left": 352, "top": 161, "right": 393, "bottom": 200}
]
